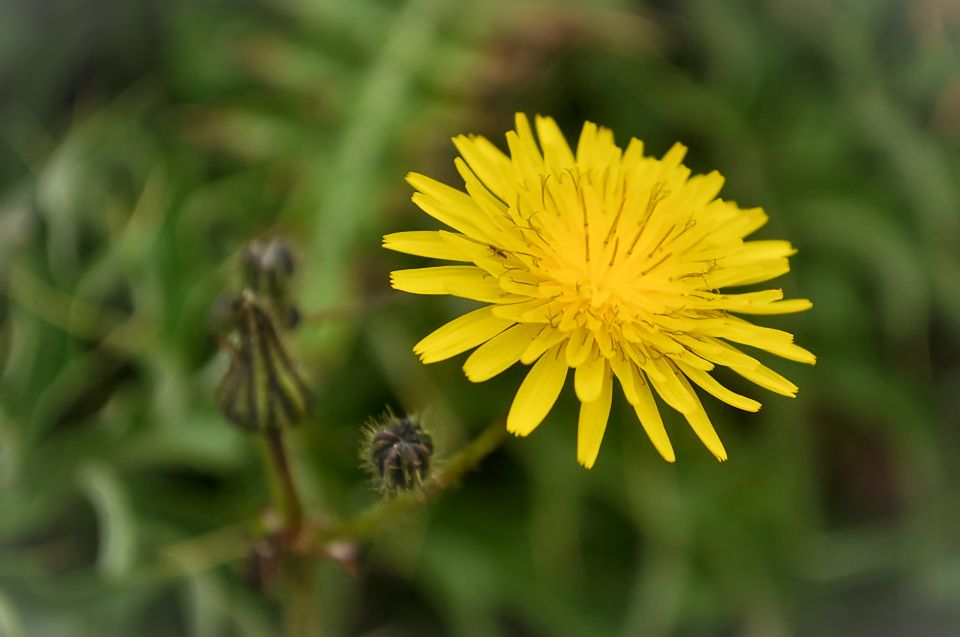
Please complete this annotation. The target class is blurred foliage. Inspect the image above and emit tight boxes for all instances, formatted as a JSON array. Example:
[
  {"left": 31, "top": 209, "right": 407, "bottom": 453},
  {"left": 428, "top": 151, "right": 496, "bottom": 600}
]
[{"left": 1, "top": 0, "right": 959, "bottom": 635}]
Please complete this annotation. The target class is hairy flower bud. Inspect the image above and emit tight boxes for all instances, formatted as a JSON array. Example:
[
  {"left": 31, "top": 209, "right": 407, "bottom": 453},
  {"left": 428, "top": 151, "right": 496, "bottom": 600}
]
[{"left": 364, "top": 414, "right": 434, "bottom": 494}]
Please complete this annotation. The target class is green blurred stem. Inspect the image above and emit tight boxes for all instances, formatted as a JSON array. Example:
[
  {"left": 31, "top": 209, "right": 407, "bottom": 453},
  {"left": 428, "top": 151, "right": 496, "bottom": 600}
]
[
  {"left": 160, "top": 420, "right": 507, "bottom": 577},
  {"left": 310, "top": 419, "right": 507, "bottom": 548},
  {"left": 260, "top": 429, "right": 304, "bottom": 539},
  {"left": 286, "top": 560, "right": 319, "bottom": 637}
]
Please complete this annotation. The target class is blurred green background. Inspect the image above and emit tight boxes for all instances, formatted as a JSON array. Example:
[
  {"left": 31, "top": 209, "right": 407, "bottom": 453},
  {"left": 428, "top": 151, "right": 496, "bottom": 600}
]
[{"left": 2, "top": 0, "right": 959, "bottom": 635}]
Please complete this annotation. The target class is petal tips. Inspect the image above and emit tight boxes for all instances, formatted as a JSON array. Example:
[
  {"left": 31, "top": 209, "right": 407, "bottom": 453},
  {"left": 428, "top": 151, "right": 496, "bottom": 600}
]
[{"left": 506, "top": 345, "right": 568, "bottom": 437}]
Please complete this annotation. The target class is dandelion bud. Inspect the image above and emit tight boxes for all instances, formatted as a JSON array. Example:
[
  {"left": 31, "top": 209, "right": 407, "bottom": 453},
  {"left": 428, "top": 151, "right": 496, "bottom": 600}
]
[
  {"left": 216, "top": 290, "right": 312, "bottom": 432},
  {"left": 208, "top": 292, "right": 241, "bottom": 334},
  {"left": 364, "top": 414, "right": 433, "bottom": 494},
  {"left": 242, "top": 238, "right": 299, "bottom": 330}
]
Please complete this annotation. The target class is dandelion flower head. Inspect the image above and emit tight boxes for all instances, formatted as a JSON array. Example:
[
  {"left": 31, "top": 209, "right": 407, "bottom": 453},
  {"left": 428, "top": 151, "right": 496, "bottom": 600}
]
[{"left": 385, "top": 114, "right": 814, "bottom": 467}]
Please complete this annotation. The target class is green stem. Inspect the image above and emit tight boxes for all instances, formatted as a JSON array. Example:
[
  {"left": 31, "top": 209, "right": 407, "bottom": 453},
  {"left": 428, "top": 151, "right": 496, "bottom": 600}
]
[
  {"left": 158, "top": 419, "right": 507, "bottom": 577},
  {"left": 285, "top": 560, "right": 318, "bottom": 637},
  {"left": 260, "top": 428, "right": 304, "bottom": 539},
  {"left": 312, "top": 419, "right": 507, "bottom": 547}
]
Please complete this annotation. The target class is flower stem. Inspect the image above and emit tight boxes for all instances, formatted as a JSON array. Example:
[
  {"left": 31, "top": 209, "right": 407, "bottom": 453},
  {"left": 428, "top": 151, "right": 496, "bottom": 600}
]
[
  {"left": 284, "top": 559, "right": 319, "bottom": 637},
  {"left": 158, "top": 419, "right": 507, "bottom": 578},
  {"left": 260, "top": 428, "right": 304, "bottom": 539},
  {"left": 311, "top": 419, "right": 507, "bottom": 547}
]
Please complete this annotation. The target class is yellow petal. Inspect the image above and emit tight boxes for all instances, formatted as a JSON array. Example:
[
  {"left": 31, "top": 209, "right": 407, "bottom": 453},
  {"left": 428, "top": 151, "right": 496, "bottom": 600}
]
[
  {"left": 451, "top": 134, "right": 512, "bottom": 200},
  {"left": 497, "top": 270, "right": 548, "bottom": 297},
  {"left": 391, "top": 266, "right": 485, "bottom": 295},
  {"left": 659, "top": 142, "right": 688, "bottom": 170},
  {"left": 685, "top": 289, "right": 784, "bottom": 311},
  {"left": 454, "top": 157, "right": 509, "bottom": 219},
  {"left": 508, "top": 113, "right": 545, "bottom": 189},
  {"left": 676, "top": 362, "right": 761, "bottom": 412},
  {"left": 722, "top": 240, "right": 796, "bottom": 266},
  {"left": 463, "top": 323, "right": 542, "bottom": 382},
  {"left": 565, "top": 328, "right": 594, "bottom": 367},
  {"left": 676, "top": 374, "right": 727, "bottom": 461},
  {"left": 520, "top": 326, "right": 566, "bottom": 364},
  {"left": 382, "top": 231, "right": 474, "bottom": 261},
  {"left": 609, "top": 356, "right": 640, "bottom": 404},
  {"left": 575, "top": 121, "right": 599, "bottom": 166},
  {"left": 577, "top": 366, "right": 613, "bottom": 468},
  {"left": 491, "top": 299, "right": 552, "bottom": 323},
  {"left": 632, "top": 373, "right": 676, "bottom": 462},
  {"left": 643, "top": 357, "right": 697, "bottom": 414},
  {"left": 407, "top": 173, "right": 490, "bottom": 239},
  {"left": 683, "top": 170, "right": 725, "bottom": 208},
  {"left": 610, "top": 357, "right": 675, "bottom": 462},
  {"left": 534, "top": 114, "right": 575, "bottom": 172},
  {"left": 507, "top": 345, "right": 568, "bottom": 436},
  {"left": 414, "top": 306, "right": 514, "bottom": 364},
  {"left": 575, "top": 121, "right": 616, "bottom": 168},
  {"left": 727, "top": 207, "right": 769, "bottom": 238},
  {"left": 700, "top": 317, "right": 817, "bottom": 365},
  {"left": 390, "top": 266, "right": 518, "bottom": 303},
  {"left": 731, "top": 363, "right": 799, "bottom": 397},
  {"left": 682, "top": 337, "right": 800, "bottom": 398},
  {"left": 675, "top": 335, "right": 758, "bottom": 369},
  {"left": 574, "top": 351, "right": 606, "bottom": 402},
  {"left": 732, "top": 299, "right": 813, "bottom": 315},
  {"left": 704, "top": 260, "right": 791, "bottom": 288}
]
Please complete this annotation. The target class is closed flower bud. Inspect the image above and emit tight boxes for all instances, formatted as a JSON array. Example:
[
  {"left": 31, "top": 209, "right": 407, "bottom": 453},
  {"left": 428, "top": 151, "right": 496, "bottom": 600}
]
[
  {"left": 216, "top": 290, "right": 313, "bottom": 432},
  {"left": 364, "top": 414, "right": 434, "bottom": 494},
  {"left": 208, "top": 291, "right": 242, "bottom": 335},
  {"left": 242, "top": 238, "right": 300, "bottom": 330}
]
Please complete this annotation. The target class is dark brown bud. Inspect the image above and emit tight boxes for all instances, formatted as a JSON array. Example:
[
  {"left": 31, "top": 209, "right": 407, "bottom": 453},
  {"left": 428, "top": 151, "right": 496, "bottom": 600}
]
[{"left": 364, "top": 413, "right": 434, "bottom": 494}]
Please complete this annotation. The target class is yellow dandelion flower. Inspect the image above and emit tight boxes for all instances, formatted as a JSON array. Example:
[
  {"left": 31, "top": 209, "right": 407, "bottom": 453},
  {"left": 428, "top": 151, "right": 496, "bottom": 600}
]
[{"left": 385, "top": 114, "right": 815, "bottom": 467}]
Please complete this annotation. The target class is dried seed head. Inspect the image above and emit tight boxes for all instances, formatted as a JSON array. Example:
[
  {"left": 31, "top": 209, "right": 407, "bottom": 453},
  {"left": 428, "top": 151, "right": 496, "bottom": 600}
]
[{"left": 363, "top": 413, "right": 434, "bottom": 494}]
